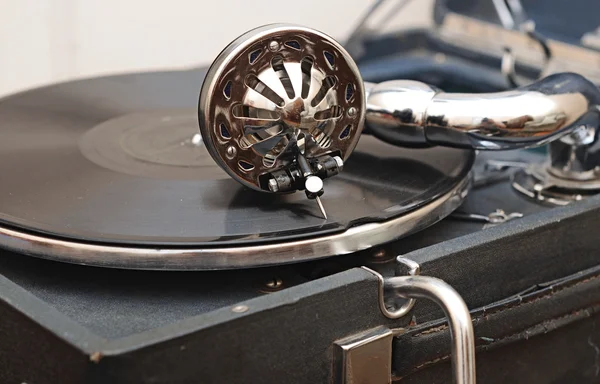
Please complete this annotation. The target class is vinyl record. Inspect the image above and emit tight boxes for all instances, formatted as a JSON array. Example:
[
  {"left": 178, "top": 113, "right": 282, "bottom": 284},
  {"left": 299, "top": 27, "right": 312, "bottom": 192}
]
[{"left": 0, "top": 69, "right": 473, "bottom": 269}]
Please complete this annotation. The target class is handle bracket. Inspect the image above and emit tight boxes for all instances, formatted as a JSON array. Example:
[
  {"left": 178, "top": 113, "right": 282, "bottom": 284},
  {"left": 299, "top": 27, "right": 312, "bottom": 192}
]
[{"left": 333, "top": 258, "right": 476, "bottom": 384}]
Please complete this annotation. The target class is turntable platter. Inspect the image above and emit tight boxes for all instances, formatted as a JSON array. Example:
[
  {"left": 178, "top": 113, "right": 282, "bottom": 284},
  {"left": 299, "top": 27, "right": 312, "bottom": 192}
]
[{"left": 0, "top": 69, "right": 473, "bottom": 269}]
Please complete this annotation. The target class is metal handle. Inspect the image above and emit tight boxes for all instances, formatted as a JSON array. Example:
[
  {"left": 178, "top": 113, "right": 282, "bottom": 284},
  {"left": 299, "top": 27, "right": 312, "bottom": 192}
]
[
  {"left": 363, "top": 265, "right": 476, "bottom": 384},
  {"left": 384, "top": 275, "right": 476, "bottom": 384},
  {"left": 365, "top": 72, "right": 600, "bottom": 151}
]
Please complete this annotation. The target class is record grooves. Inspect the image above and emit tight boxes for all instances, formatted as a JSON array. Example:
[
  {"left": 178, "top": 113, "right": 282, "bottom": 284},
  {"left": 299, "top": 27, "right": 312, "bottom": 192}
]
[{"left": 0, "top": 69, "right": 473, "bottom": 269}]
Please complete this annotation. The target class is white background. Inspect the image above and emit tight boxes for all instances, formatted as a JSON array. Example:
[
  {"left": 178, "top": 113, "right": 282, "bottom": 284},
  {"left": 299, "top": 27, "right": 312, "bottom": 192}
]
[
  {"left": 0, "top": 0, "right": 363, "bottom": 97},
  {"left": 0, "top": 0, "right": 431, "bottom": 97}
]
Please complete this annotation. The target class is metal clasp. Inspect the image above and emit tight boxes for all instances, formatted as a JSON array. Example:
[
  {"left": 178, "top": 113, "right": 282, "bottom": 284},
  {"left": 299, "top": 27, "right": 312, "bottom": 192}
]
[
  {"left": 334, "top": 257, "right": 476, "bottom": 384},
  {"left": 374, "top": 257, "right": 421, "bottom": 319},
  {"left": 334, "top": 326, "right": 393, "bottom": 384},
  {"left": 451, "top": 209, "right": 523, "bottom": 229}
]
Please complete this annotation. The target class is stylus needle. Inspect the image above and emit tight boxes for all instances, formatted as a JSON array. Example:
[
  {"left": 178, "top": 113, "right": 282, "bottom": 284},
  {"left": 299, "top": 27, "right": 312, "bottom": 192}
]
[
  {"left": 315, "top": 196, "right": 327, "bottom": 220},
  {"left": 305, "top": 175, "right": 327, "bottom": 220}
]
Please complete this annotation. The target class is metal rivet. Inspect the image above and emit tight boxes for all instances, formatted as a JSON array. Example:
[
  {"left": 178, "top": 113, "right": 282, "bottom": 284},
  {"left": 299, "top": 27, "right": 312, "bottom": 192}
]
[
  {"left": 347, "top": 107, "right": 357, "bottom": 117},
  {"left": 369, "top": 249, "right": 394, "bottom": 264},
  {"left": 231, "top": 305, "right": 249, "bottom": 313},
  {"left": 269, "top": 40, "right": 280, "bottom": 51},
  {"left": 266, "top": 277, "right": 283, "bottom": 289},
  {"left": 373, "top": 249, "right": 386, "bottom": 258},
  {"left": 226, "top": 145, "right": 237, "bottom": 159},
  {"left": 260, "top": 277, "right": 284, "bottom": 293}
]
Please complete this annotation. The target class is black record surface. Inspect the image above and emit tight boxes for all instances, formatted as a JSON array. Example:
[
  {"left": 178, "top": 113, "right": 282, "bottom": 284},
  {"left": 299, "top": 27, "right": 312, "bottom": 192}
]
[{"left": 0, "top": 69, "right": 474, "bottom": 246}]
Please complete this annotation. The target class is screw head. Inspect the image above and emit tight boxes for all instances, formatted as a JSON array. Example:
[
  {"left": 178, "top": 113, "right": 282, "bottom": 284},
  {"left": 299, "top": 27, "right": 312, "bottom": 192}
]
[
  {"left": 368, "top": 249, "right": 395, "bottom": 263},
  {"left": 347, "top": 107, "right": 357, "bottom": 117},
  {"left": 266, "top": 278, "right": 283, "bottom": 289},
  {"left": 226, "top": 145, "right": 237, "bottom": 159},
  {"left": 260, "top": 277, "right": 285, "bottom": 293},
  {"left": 268, "top": 178, "right": 279, "bottom": 192},
  {"left": 372, "top": 249, "right": 386, "bottom": 258},
  {"left": 333, "top": 156, "right": 344, "bottom": 171},
  {"left": 269, "top": 40, "right": 280, "bottom": 51}
]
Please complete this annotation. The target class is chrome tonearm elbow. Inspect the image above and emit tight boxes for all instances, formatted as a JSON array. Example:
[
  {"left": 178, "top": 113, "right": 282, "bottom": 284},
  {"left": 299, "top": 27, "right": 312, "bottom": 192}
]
[
  {"left": 364, "top": 72, "right": 600, "bottom": 151},
  {"left": 365, "top": 72, "right": 600, "bottom": 194}
]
